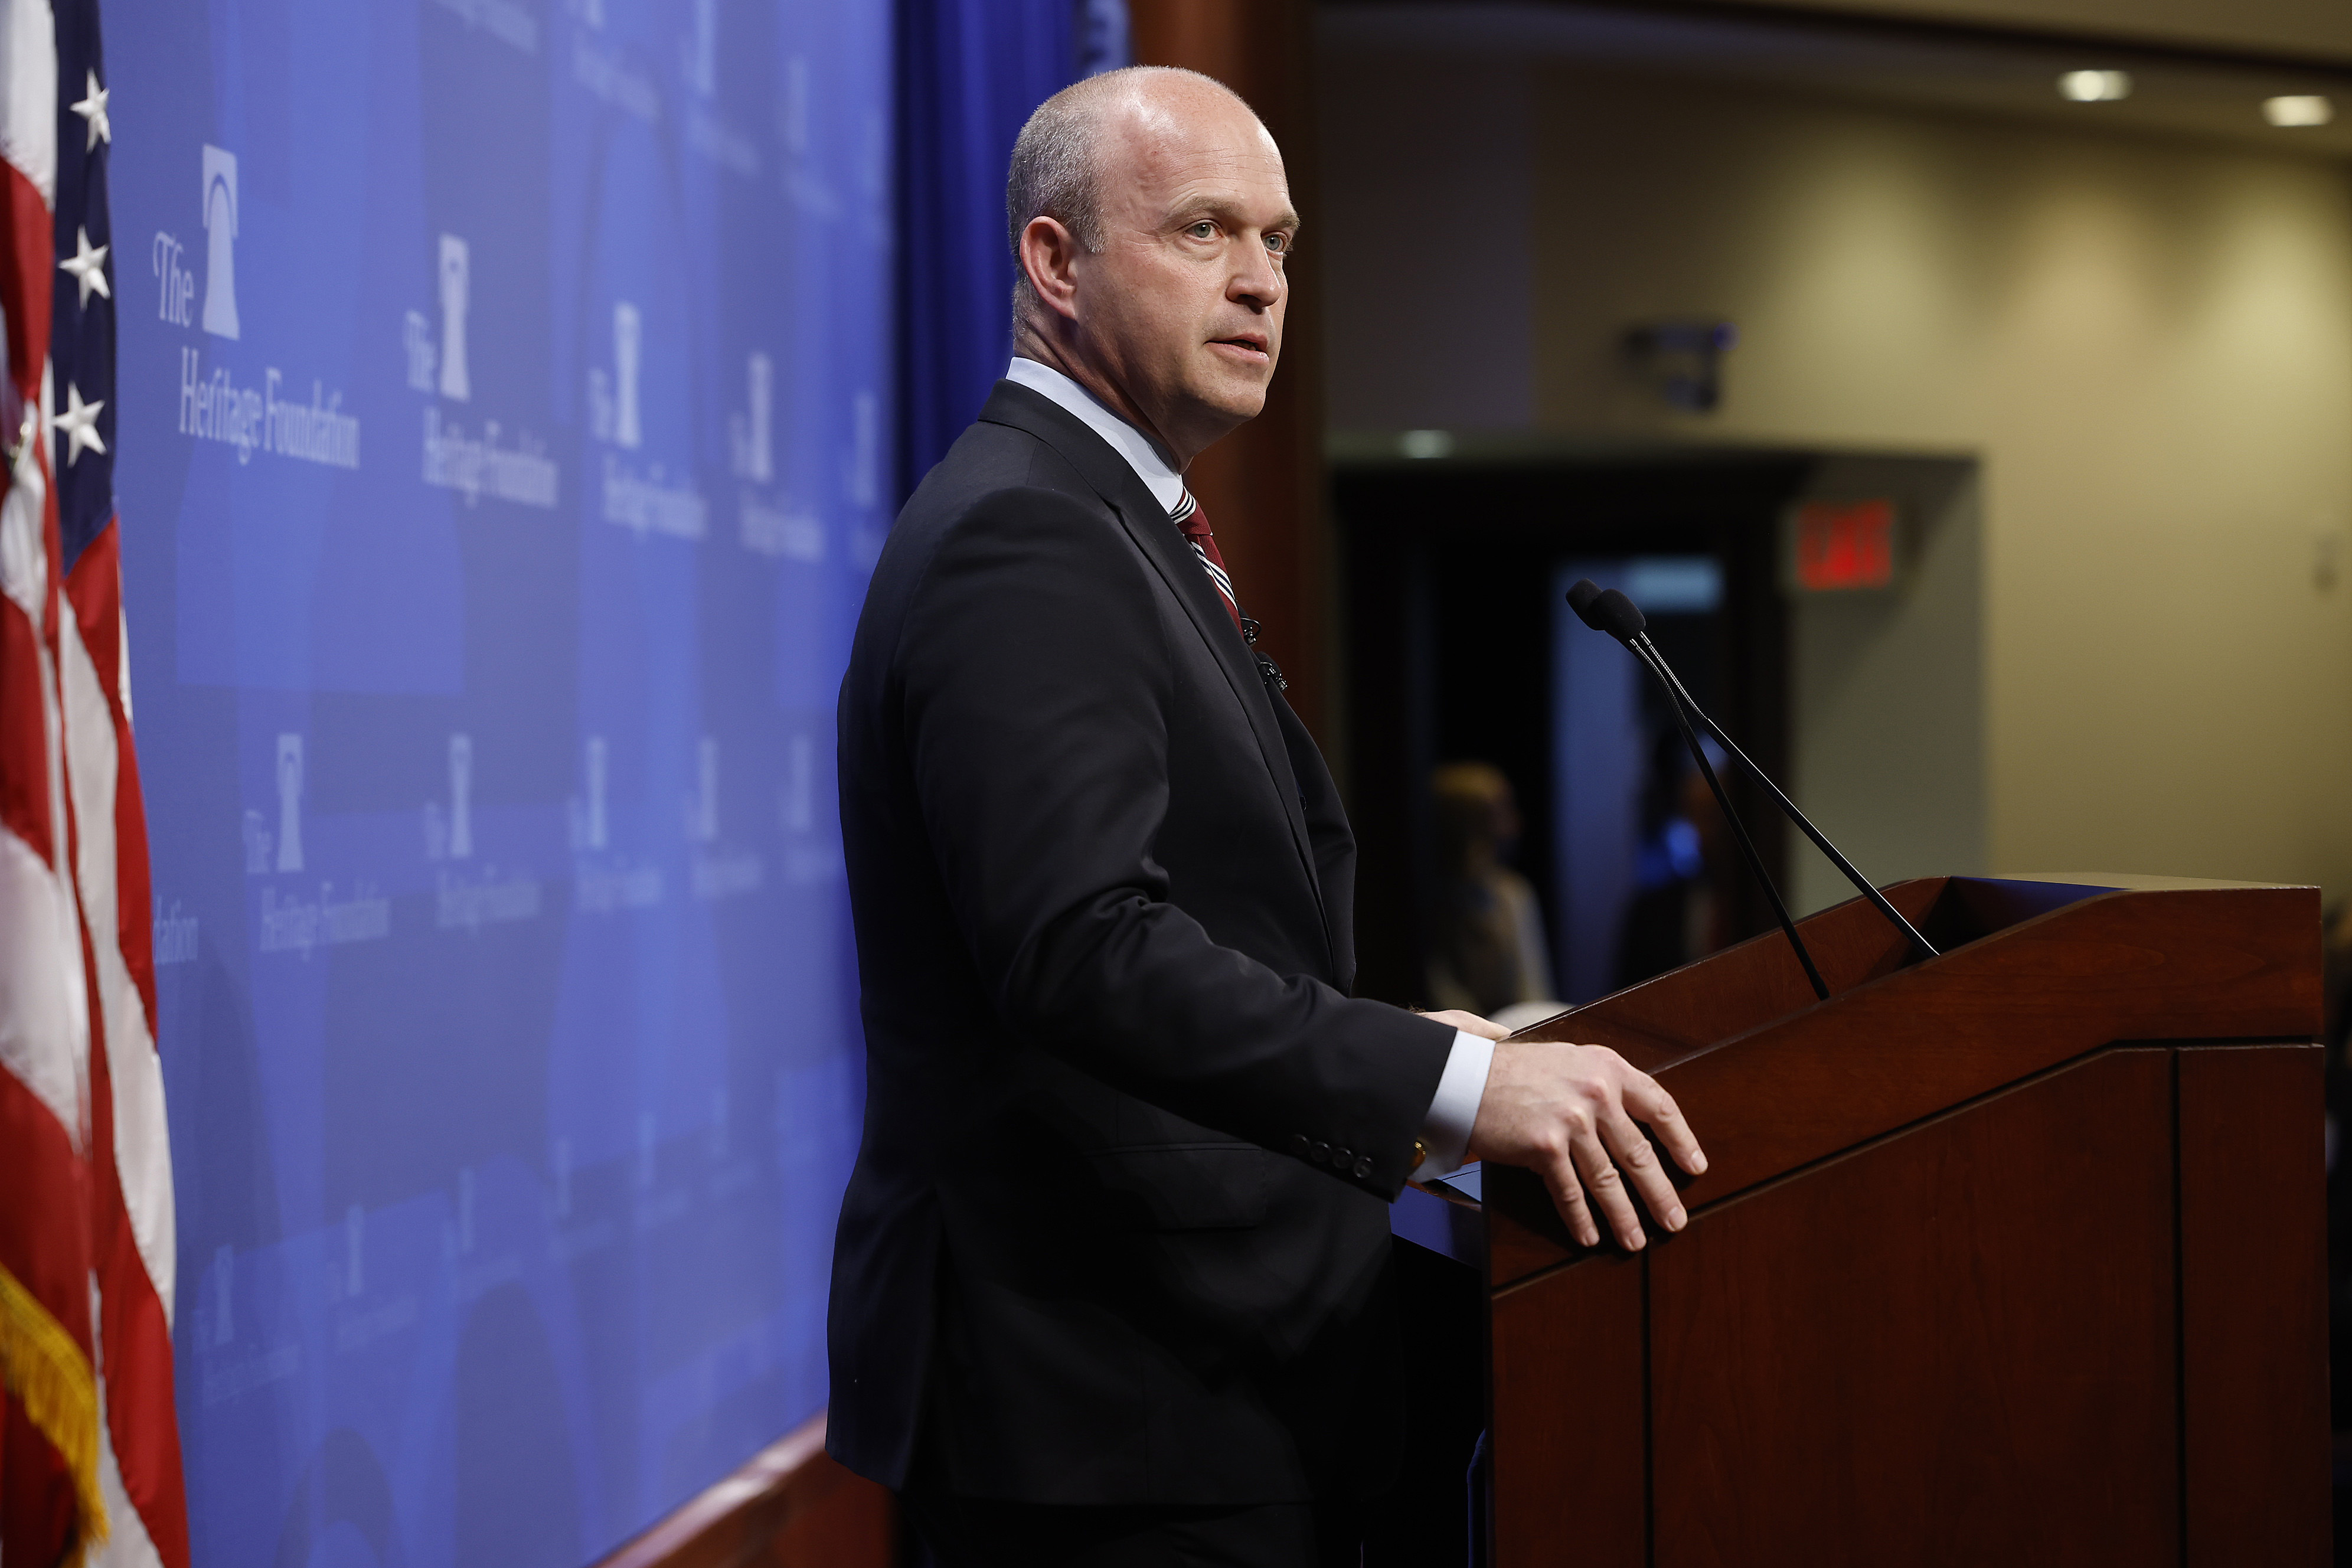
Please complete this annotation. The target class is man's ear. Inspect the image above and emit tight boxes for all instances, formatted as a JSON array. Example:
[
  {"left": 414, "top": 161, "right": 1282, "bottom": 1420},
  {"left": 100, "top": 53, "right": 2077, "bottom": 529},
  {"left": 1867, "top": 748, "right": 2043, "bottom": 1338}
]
[{"left": 1018, "top": 215, "right": 1084, "bottom": 321}]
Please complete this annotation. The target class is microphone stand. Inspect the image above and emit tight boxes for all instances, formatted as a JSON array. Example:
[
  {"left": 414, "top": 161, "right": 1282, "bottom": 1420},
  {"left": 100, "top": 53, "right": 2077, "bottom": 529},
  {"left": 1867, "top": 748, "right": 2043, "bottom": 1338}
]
[
  {"left": 1632, "top": 631, "right": 1938, "bottom": 963},
  {"left": 1625, "top": 638, "right": 1830, "bottom": 1001}
]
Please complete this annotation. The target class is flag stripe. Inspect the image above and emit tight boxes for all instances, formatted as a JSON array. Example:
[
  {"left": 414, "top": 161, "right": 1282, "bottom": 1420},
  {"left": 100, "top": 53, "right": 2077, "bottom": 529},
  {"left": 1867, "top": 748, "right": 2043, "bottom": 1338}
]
[
  {"left": 0, "top": 0, "right": 51, "bottom": 210},
  {"left": 1, "top": 128, "right": 50, "bottom": 401},
  {"left": 0, "top": 811, "right": 78, "bottom": 1133},
  {"left": 67, "top": 523, "right": 155, "bottom": 1040},
  {"left": 61, "top": 584, "right": 169, "bottom": 1309},
  {"left": 0, "top": 1067, "right": 90, "bottom": 1334}
]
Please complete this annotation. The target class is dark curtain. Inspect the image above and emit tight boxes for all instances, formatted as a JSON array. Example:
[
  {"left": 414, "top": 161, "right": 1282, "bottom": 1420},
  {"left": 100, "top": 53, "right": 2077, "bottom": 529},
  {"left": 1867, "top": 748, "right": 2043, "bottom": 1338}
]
[{"left": 897, "top": 0, "right": 1131, "bottom": 505}]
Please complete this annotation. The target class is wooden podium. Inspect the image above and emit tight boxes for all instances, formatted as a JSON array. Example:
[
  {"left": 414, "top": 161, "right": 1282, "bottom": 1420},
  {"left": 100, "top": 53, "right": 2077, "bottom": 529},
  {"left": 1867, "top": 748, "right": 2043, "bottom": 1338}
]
[{"left": 1390, "top": 874, "right": 2328, "bottom": 1567}]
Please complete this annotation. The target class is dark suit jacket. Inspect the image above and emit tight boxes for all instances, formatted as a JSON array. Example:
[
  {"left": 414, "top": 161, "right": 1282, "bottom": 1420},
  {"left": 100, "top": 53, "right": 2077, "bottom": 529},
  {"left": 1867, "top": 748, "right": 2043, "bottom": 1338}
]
[{"left": 825, "top": 381, "right": 1456, "bottom": 1507}]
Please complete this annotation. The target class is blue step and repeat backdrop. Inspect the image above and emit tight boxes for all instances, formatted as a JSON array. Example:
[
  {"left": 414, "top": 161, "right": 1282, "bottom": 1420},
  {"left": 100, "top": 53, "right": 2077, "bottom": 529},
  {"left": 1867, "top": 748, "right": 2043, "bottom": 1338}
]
[{"left": 110, "top": 1, "right": 890, "bottom": 1562}]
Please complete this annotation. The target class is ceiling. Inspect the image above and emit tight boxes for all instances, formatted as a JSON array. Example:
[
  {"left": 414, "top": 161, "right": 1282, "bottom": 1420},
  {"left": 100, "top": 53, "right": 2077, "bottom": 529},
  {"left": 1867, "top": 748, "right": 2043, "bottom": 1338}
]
[{"left": 1321, "top": 1, "right": 2352, "bottom": 159}]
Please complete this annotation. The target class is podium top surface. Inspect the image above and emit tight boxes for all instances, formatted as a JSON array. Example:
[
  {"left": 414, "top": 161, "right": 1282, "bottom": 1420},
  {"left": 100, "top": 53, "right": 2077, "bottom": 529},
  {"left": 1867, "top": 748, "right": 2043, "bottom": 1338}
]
[
  {"left": 1996, "top": 871, "right": 2314, "bottom": 891},
  {"left": 1459, "top": 873, "right": 2321, "bottom": 1288}
]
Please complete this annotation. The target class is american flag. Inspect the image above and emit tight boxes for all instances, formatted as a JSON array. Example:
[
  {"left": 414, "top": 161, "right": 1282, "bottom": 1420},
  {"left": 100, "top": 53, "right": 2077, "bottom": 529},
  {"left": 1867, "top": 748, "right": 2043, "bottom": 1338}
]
[{"left": 0, "top": 0, "right": 188, "bottom": 1563}]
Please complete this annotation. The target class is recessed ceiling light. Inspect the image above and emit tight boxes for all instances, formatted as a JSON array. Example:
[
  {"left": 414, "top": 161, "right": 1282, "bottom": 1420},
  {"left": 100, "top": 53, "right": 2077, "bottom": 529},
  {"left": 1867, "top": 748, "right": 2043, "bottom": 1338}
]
[
  {"left": 2264, "top": 95, "right": 2334, "bottom": 128},
  {"left": 2058, "top": 69, "right": 2132, "bottom": 103}
]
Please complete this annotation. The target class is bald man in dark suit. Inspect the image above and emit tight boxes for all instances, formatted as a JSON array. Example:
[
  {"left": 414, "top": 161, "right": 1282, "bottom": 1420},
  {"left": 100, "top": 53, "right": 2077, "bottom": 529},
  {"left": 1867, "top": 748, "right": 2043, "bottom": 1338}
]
[{"left": 828, "top": 64, "right": 1706, "bottom": 1568}]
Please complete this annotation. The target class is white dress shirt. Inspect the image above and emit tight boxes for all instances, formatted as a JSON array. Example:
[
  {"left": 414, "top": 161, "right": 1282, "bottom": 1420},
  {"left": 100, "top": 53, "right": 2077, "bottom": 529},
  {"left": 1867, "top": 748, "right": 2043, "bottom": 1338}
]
[{"left": 1004, "top": 356, "right": 1494, "bottom": 1180}]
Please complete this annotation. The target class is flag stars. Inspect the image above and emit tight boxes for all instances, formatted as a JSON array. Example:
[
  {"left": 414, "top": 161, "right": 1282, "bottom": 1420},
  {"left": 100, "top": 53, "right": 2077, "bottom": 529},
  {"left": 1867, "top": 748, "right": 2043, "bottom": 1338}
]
[
  {"left": 70, "top": 71, "right": 109, "bottom": 152},
  {"left": 54, "top": 383, "right": 104, "bottom": 466},
  {"left": 58, "top": 227, "right": 107, "bottom": 310}
]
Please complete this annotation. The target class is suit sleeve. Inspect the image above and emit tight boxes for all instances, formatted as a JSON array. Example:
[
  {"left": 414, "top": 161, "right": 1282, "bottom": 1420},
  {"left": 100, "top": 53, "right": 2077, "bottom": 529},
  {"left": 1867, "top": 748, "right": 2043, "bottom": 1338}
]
[{"left": 897, "top": 486, "right": 1455, "bottom": 1198}]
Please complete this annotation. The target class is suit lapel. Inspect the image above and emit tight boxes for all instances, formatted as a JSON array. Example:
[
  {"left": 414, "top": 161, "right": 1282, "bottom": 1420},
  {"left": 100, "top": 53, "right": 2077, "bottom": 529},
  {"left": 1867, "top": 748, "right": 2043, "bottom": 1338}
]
[{"left": 978, "top": 382, "right": 1335, "bottom": 963}]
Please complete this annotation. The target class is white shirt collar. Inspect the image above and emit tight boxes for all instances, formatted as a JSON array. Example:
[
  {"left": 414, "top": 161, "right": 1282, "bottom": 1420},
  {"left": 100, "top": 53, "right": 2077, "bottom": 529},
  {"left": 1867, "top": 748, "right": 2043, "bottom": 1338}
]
[{"left": 1004, "top": 357, "right": 1187, "bottom": 514}]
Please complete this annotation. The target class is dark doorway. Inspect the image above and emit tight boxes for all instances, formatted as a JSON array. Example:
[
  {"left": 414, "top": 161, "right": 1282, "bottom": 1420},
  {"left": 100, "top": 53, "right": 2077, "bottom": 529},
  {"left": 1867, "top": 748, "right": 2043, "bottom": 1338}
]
[{"left": 1334, "top": 449, "right": 1817, "bottom": 1008}]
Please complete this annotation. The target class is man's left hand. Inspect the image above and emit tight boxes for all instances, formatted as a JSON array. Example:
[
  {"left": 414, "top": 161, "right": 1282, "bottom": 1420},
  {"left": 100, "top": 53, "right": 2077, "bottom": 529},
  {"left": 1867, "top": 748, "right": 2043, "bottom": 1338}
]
[{"left": 1422, "top": 1009, "right": 1507, "bottom": 1041}]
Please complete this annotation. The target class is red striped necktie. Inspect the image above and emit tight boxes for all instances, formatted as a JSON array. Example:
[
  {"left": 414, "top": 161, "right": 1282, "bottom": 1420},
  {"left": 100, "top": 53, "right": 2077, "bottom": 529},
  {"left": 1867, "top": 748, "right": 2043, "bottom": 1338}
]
[{"left": 1170, "top": 489, "right": 1245, "bottom": 637}]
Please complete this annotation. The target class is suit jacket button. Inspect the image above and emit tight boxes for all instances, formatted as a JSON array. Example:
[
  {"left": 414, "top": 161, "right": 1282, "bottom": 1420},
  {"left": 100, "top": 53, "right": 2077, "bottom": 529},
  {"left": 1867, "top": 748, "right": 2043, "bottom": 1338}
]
[
  {"left": 1289, "top": 1133, "right": 1311, "bottom": 1159},
  {"left": 1353, "top": 1155, "right": 1373, "bottom": 1179},
  {"left": 1332, "top": 1147, "right": 1353, "bottom": 1170},
  {"left": 1311, "top": 1142, "right": 1331, "bottom": 1165}
]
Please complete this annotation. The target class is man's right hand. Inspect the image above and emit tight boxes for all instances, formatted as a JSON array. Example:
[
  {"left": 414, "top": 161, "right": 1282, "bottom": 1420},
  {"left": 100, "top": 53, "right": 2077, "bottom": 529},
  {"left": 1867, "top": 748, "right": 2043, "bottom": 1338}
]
[{"left": 1465, "top": 1039, "right": 1707, "bottom": 1252}]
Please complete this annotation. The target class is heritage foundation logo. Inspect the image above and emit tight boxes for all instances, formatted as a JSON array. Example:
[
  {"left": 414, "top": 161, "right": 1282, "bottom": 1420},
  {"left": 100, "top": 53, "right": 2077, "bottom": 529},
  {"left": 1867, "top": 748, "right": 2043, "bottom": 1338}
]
[
  {"left": 782, "top": 731, "right": 841, "bottom": 884},
  {"left": 414, "top": 234, "right": 557, "bottom": 507},
  {"left": 174, "top": 144, "right": 364, "bottom": 472},
  {"left": 735, "top": 349, "right": 822, "bottom": 561},
  {"left": 592, "top": 300, "right": 708, "bottom": 541},
  {"left": 428, "top": 732, "right": 542, "bottom": 932},
  {"left": 613, "top": 301, "right": 642, "bottom": 449},
  {"left": 729, "top": 351, "right": 770, "bottom": 483},
  {"left": 678, "top": 0, "right": 758, "bottom": 175},
  {"left": 572, "top": 734, "right": 663, "bottom": 912},
  {"left": 438, "top": 235, "right": 471, "bottom": 402},
  {"left": 584, "top": 734, "right": 607, "bottom": 851},
  {"left": 153, "top": 897, "right": 199, "bottom": 965},
  {"left": 201, "top": 144, "right": 239, "bottom": 339},
  {"left": 687, "top": 736, "right": 717, "bottom": 845},
  {"left": 275, "top": 733, "right": 304, "bottom": 873},
  {"left": 687, "top": 736, "right": 763, "bottom": 900},
  {"left": 447, "top": 733, "right": 473, "bottom": 859},
  {"left": 254, "top": 731, "right": 394, "bottom": 958},
  {"left": 782, "top": 733, "right": 812, "bottom": 833}
]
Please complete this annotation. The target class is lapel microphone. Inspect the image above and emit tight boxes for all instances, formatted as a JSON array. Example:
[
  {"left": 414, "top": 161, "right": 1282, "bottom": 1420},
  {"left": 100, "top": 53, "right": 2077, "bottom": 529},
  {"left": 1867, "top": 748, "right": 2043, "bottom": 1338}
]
[{"left": 1567, "top": 579, "right": 1938, "bottom": 1001}]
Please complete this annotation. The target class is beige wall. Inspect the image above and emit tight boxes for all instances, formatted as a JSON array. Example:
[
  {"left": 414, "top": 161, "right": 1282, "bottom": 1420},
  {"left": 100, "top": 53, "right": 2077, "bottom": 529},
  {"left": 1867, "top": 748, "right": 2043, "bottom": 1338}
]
[
  {"left": 1322, "top": 50, "right": 2352, "bottom": 899},
  {"left": 1532, "top": 70, "right": 2352, "bottom": 894},
  {"left": 1318, "top": 51, "right": 1535, "bottom": 431},
  {"left": 1783, "top": 456, "right": 1986, "bottom": 914}
]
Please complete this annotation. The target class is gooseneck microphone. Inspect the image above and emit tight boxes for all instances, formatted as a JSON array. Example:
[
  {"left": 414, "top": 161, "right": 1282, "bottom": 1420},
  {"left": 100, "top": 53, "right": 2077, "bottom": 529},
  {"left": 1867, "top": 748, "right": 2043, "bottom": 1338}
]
[
  {"left": 1567, "top": 579, "right": 1938, "bottom": 997},
  {"left": 1567, "top": 582, "right": 1828, "bottom": 999}
]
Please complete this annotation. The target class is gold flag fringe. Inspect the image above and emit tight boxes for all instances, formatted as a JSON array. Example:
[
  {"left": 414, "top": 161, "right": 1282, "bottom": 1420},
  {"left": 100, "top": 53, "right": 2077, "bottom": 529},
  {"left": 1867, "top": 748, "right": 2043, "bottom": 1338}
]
[{"left": 0, "top": 1261, "right": 110, "bottom": 1559}]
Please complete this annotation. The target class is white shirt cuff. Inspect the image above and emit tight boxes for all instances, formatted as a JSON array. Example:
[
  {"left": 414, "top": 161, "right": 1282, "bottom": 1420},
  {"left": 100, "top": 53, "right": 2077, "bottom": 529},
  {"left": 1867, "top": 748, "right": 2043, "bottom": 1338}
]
[{"left": 1415, "top": 1029, "right": 1495, "bottom": 1181}]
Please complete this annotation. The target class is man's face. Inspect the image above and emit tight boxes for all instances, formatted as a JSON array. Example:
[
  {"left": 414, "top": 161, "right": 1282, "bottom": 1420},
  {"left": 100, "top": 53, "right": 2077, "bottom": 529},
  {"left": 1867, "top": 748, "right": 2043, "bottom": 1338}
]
[{"left": 1070, "top": 84, "right": 1297, "bottom": 461}]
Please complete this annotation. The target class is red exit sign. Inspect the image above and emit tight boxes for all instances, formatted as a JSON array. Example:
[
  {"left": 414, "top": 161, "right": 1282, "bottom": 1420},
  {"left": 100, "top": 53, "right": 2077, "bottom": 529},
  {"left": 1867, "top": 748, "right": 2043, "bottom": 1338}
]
[{"left": 1792, "top": 499, "right": 1897, "bottom": 590}]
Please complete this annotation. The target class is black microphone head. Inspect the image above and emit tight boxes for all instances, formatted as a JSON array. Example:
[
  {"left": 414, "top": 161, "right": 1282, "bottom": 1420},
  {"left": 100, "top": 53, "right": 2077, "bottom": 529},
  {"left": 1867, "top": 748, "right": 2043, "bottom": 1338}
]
[
  {"left": 1566, "top": 579, "right": 1604, "bottom": 627},
  {"left": 1591, "top": 589, "right": 1647, "bottom": 642},
  {"left": 1586, "top": 587, "right": 1648, "bottom": 644},
  {"left": 1567, "top": 579, "right": 1647, "bottom": 642}
]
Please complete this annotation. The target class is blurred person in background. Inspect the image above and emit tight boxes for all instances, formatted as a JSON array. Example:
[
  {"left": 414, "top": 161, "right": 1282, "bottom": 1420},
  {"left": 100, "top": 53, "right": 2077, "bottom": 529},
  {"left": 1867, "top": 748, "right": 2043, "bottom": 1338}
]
[
  {"left": 1427, "top": 762, "right": 1557, "bottom": 1025},
  {"left": 1615, "top": 727, "right": 1734, "bottom": 989}
]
